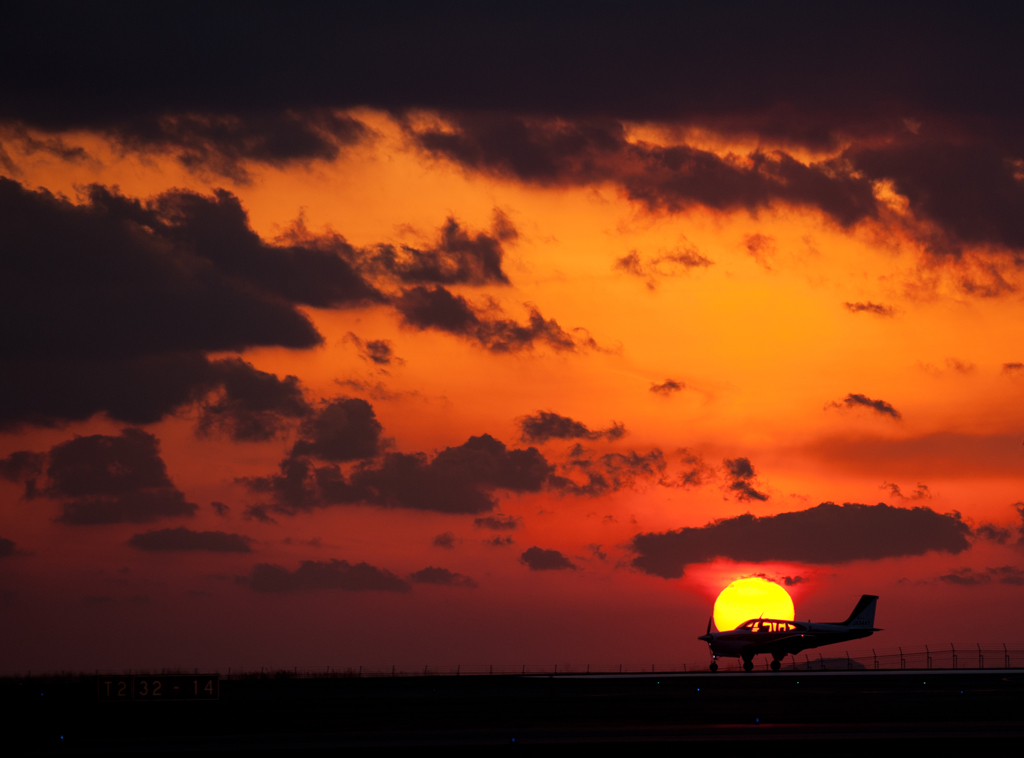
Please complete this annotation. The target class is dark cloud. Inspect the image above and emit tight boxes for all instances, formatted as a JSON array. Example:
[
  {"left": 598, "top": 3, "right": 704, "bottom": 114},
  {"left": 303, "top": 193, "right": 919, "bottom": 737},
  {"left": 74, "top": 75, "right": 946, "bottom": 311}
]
[
  {"left": 782, "top": 575, "right": 806, "bottom": 586},
  {"left": 0, "top": 537, "right": 14, "bottom": 557},
  {"left": 743, "top": 233, "right": 776, "bottom": 270},
  {"left": 649, "top": 380, "right": 684, "bottom": 396},
  {"left": 211, "top": 501, "right": 230, "bottom": 517},
  {"left": 1015, "top": 502, "right": 1024, "bottom": 546},
  {"left": 0, "top": 450, "right": 45, "bottom": 482},
  {"left": 549, "top": 447, "right": 667, "bottom": 498},
  {"left": 882, "top": 482, "right": 931, "bottom": 501},
  {"left": 844, "top": 302, "right": 895, "bottom": 317},
  {"left": 938, "top": 567, "right": 990, "bottom": 586},
  {"left": 4, "top": 6, "right": 1023, "bottom": 136},
  {"left": 724, "top": 458, "right": 756, "bottom": 480},
  {"left": 851, "top": 142, "right": 1024, "bottom": 257},
  {"left": 0, "top": 450, "right": 45, "bottom": 498},
  {"left": 414, "top": 115, "right": 879, "bottom": 228},
  {"left": 673, "top": 450, "right": 713, "bottom": 488},
  {"left": 474, "top": 513, "right": 521, "bottom": 531},
  {"left": 0, "top": 179, "right": 383, "bottom": 428},
  {"left": 991, "top": 566, "right": 1024, "bottom": 586},
  {"left": 485, "top": 535, "right": 514, "bottom": 547},
  {"left": 937, "top": 566, "right": 1024, "bottom": 586},
  {"left": 614, "top": 245, "right": 713, "bottom": 288},
  {"left": 196, "top": 358, "right": 312, "bottom": 442},
  {"left": 346, "top": 333, "right": 399, "bottom": 366},
  {"left": 45, "top": 428, "right": 197, "bottom": 525},
  {"left": 104, "top": 110, "right": 369, "bottom": 182},
  {"left": 394, "top": 285, "right": 585, "bottom": 353},
  {"left": 1003, "top": 362, "right": 1024, "bottom": 373},
  {"left": 975, "top": 523, "right": 1012, "bottom": 544},
  {"left": 245, "top": 559, "right": 410, "bottom": 593},
  {"left": 291, "top": 398, "right": 388, "bottom": 462},
  {"left": 433, "top": 532, "right": 456, "bottom": 549},
  {"left": 6, "top": 6, "right": 1024, "bottom": 261},
  {"left": 367, "top": 214, "right": 512, "bottom": 286},
  {"left": 723, "top": 457, "right": 769, "bottom": 502},
  {"left": 518, "top": 411, "right": 625, "bottom": 443},
  {"left": 631, "top": 501, "right": 972, "bottom": 579},
  {"left": 408, "top": 567, "right": 477, "bottom": 588},
  {"left": 128, "top": 527, "right": 252, "bottom": 552},
  {"left": 520, "top": 546, "right": 576, "bottom": 571},
  {"left": 244, "top": 433, "right": 552, "bottom": 516},
  {"left": 827, "top": 393, "right": 902, "bottom": 420}
]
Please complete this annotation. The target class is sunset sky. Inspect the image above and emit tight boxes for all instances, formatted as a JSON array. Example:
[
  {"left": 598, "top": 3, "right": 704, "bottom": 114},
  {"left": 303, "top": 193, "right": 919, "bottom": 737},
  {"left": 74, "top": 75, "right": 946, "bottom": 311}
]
[{"left": 3, "top": 4, "right": 1024, "bottom": 673}]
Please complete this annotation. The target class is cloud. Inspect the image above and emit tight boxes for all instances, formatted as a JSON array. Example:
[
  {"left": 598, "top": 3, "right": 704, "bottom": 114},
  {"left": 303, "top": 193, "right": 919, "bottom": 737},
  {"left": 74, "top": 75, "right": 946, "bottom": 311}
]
[
  {"left": 782, "top": 575, "right": 806, "bottom": 586},
  {"left": 211, "top": 501, "right": 230, "bottom": 517},
  {"left": 630, "top": 501, "right": 972, "bottom": 579},
  {"left": 346, "top": 333, "right": 399, "bottom": 366},
  {"left": 290, "top": 398, "right": 388, "bottom": 462},
  {"left": 366, "top": 213, "right": 513, "bottom": 286},
  {"left": 614, "top": 245, "right": 712, "bottom": 288},
  {"left": 882, "top": 482, "right": 931, "bottom": 501},
  {"left": 844, "top": 302, "right": 895, "bottom": 317},
  {"left": 826, "top": 393, "right": 902, "bottom": 419},
  {"left": 0, "top": 179, "right": 381, "bottom": 428},
  {"left": 938, "top": 566, "right": 1024, "bottom": 586},
  {"left": 103, "top": 110, "right": 370, "bottom": 182},
  {"left": 245, "top": 559, "right": 411, "bottom": 593},
  {"left": 196, "top": 358, "right": 312, "bottom": 442},
  {"left": 851, "top": 142, "right": 1024, "bottom": 257},
  {"left": 0, "top": 450, "right": 45, "bottom": 498},
  {"left": 433, "top": 532, "right": 456, "bottom": 549},
  {"left": 520, "top": 546, "right": 576, "bottom": 571},
  {"left": 723, "top": 457, "right": 769, "bottom": 502},
  {"left": 743, "top": 233, "right": 776, "bottom": 270},
  {"left": 485, "top": 535, "right": 515, "bottom": 547},
  {"left": 128, "top": 527, "right": 252, "bottom": 552},
  {"left": 1003, "top": 362, "right": 1024, "bottom": 373},
  {"left": 0, "top": 537, "right": 14, "bottom": 557},
  {"left": 408, "top": 567, "right": 477, "bottom": 588},
  {"left": 244, "top": 432, "right": 552, "bottom": 516},
  {"left": 44, "top": 428, "right": 198, "bottom": 525},
  {"left": 7, "top": 7, "right": 1024, "bottom": 264},
  {"left": 938, "top": 567, "right": 990, "bottom": 586},
  {"left": 649, "top": 380, "right": 684, "bottom": 396},
  {"left": 549, "top": 448, "right": 667, "bottom": 497},
  {"left": 975, "top": 523, "right": 1012, "bottom": 544},
  {"left": 518, "top": 411, "right": 625, "bottom": 443},
  {"left": 474, "top": 513, "right": 522, "bottom": 531},
  {"left": 394, "top": 285, "right": 586, "bottom": 353}
]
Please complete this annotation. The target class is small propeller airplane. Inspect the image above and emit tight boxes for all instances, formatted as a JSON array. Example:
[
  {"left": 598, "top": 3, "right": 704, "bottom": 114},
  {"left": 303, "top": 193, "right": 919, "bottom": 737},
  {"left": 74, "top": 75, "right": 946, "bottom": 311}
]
[{"left": 698, "top": 594, "right": 880, "bottom": 672}]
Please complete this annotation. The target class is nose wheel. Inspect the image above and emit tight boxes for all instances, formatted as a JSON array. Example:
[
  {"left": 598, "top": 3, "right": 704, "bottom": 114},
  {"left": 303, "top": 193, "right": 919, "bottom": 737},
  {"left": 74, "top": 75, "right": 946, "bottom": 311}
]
[
  {"left": 770, "top": 659, "right": 781, "bottom": 671},
  {"left": 709, "top": 661, "right": 718, "bottom": 672},
  {"left": 742, "top": 658, "right": 754, "bottom": 672}
]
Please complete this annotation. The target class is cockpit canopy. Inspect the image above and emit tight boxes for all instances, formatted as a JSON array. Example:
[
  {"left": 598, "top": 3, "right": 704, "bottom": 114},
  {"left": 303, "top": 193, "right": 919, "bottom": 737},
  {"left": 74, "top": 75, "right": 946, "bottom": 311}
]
[{"left": 736, "top": 619, "right": 805, "bottom": 633}]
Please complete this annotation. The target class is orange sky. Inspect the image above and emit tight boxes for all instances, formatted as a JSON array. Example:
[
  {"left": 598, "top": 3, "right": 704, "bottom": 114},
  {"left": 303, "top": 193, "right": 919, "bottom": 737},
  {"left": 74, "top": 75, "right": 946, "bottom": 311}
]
[{"left": 2, "top": 108, "right": 1024, "bottom": 673}]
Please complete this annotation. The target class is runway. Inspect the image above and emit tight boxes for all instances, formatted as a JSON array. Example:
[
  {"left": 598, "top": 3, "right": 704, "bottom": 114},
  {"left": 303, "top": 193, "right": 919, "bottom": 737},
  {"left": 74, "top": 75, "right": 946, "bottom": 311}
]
[{"left": 6, "top": 669, "right": 1024, "bottom": 752}]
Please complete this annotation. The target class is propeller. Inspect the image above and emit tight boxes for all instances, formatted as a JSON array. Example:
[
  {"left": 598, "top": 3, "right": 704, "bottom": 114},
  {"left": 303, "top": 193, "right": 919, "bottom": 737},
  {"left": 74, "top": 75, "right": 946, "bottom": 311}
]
[{"left": 707, "top": 616, "right": 713, "bottom": 635}]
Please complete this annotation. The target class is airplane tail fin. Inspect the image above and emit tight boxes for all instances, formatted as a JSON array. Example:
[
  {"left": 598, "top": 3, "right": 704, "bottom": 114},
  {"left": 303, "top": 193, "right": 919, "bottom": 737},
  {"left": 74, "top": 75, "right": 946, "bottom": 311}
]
[{"left": 841, "top": 594, "right": 878, "bottom": 629}]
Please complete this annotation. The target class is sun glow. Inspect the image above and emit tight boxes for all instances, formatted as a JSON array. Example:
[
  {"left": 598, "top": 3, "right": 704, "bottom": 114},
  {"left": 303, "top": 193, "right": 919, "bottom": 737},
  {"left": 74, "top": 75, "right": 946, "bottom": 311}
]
[{"left": 713, "top": 577, "right": 795, "bottom": 632}]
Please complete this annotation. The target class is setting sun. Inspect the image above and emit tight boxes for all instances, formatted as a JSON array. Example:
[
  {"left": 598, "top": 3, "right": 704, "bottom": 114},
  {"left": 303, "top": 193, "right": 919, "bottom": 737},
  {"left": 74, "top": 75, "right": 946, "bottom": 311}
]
[{"left": 713, "top": 577, "right": 795, "bottom": 632}]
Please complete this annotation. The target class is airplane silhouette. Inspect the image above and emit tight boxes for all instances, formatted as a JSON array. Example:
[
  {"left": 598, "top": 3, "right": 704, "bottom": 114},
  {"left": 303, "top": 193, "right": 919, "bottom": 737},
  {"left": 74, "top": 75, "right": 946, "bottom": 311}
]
[{"left": 698, "top": 594, "right": 880, "bottom": 671}]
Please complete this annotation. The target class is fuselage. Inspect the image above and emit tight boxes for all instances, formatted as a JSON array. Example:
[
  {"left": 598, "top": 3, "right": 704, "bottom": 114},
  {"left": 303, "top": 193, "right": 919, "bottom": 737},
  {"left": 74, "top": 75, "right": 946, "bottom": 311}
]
[{"left": 698, "top": 617, "right": 876, "bottom": 659}]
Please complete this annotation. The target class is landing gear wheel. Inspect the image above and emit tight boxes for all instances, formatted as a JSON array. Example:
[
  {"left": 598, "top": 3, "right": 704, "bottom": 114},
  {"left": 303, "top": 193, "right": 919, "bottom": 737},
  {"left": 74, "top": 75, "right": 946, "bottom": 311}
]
[
  {"left": 770, "top": 660, "right": 781, "bottom": 672},
  {"left": 742, "top": 659, "right": 754, "bottom": 672},
  {"left": 709, "top": 662, "right": 718, "bottom": 672}
]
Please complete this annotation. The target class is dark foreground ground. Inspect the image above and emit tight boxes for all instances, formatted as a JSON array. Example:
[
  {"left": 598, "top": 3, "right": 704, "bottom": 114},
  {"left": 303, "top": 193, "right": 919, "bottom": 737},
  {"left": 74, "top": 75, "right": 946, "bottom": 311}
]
[{"left": 6, "top": 669, "right": 1024, "bottom": 754}]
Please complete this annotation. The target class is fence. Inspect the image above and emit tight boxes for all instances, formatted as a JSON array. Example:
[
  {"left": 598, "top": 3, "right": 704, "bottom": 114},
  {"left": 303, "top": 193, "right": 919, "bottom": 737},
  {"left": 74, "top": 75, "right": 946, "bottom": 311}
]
[
  {"left": 212, "top": 644, "right": 1024, "bottom": 677},
  {"left": 10, "top": 645, "right": 1024, "bottom": 680}
]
